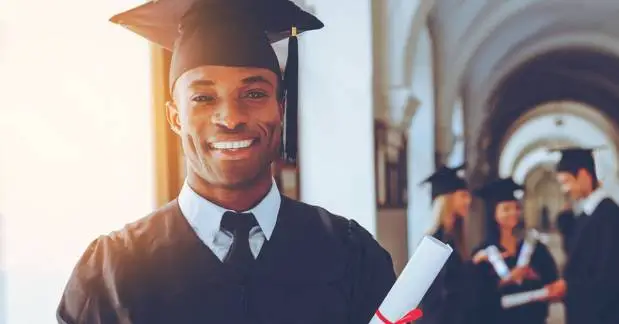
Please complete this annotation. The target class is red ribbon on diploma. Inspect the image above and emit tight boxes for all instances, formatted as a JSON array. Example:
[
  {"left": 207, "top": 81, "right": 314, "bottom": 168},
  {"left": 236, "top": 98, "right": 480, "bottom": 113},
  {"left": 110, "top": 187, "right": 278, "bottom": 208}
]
[{"left": 375, "top": 308, "right": 423, "bottom": 324}]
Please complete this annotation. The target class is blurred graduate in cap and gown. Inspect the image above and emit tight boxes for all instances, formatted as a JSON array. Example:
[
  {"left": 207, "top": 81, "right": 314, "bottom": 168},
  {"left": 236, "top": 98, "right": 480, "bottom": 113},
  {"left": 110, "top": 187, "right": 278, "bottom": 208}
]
[
  {"left": 56, "top": 1, "right": 396, "bottom": 323},
  {"left": 416, "top": 164, "right": 480, "bottom": 324},
  {"left": 471, "top": 177, "right": 558, "bottom": 324},
  {"left": 556, "top": 199, "right": 577, "bottom": 256},
  {"left": 541, "top": 147, "right": 619, "bottom": 324}
]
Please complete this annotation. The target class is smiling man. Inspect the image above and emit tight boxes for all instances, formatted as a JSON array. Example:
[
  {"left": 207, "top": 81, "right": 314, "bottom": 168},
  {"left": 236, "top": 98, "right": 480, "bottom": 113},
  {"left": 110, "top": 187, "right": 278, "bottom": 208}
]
[{"left": 56, "top": 1, "right": 395, "bottom": 323}]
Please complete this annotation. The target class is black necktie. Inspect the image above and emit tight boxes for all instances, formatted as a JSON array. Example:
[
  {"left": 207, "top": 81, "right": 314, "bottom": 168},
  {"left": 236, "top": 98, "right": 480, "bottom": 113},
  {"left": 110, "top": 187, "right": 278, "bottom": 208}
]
[{"left": 221, "top": 211, "right": 259, "bottom": 273}]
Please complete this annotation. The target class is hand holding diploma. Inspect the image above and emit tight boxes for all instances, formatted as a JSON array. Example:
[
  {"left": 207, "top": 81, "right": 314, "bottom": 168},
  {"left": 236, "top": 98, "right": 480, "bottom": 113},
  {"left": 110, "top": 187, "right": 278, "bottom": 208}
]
[
  {"left": 472, "top": 250, "right": 488, "bottom": 264},
  {"left": 499, "top": 266, "right": 540, "bottom": 286},
  {"left": 473, "top": 249, "right": 511, "bottom": 265},
  {"left": 516, "top": 229, "right": 540, "bottom": 267},
  {"left": 501, "top": 288, "right": 550, "bottom": 308},
  {"left": 542, "top": 279, "right": 567, "bottom": 301},
  {"left": 485, "top": 245, "right": 512, "bottom": 280},
  {"left": 369, "top": 236, "right": 453, "bottom": 324}
]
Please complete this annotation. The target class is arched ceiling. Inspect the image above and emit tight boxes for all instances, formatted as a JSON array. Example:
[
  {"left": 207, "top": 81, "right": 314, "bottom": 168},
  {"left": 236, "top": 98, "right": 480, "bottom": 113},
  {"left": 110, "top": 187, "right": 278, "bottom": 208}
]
[
  {"left": 429, "top": 0, "right": 619, "bottom": 112},
  {"left": 463, "top": 3, "right": 619, "bottom": 105},
  {"left": 479, "top": 50, "right": 619, "bottom": 175},
  {"left": 416, "top": 0, "right": 619, "bottom": 171}
]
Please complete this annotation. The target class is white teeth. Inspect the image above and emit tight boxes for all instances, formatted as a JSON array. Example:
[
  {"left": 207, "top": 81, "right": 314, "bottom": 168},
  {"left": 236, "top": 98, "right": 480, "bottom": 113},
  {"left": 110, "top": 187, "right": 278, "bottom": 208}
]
[{"left": 211, "top": 140, "right": 253, "bottom": 150}]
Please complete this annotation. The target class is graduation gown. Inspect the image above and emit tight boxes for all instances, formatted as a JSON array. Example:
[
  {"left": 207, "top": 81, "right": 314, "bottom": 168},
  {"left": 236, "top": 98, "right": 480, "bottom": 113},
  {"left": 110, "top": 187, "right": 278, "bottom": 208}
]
[
  {"left": 416, "top": 228, "right": 478, "bottom": 324},
  {"left": 472, "top": 238, "right": 558, "bottom": 324},
  {"left": 556, "top": 209, "right": 576, "bottom": 254},
  {"left": 563, "top": 198, "right": 619, "bottom": 324},
  {"left": 56, "top": 196, "right": 396, "bottom": 324}
]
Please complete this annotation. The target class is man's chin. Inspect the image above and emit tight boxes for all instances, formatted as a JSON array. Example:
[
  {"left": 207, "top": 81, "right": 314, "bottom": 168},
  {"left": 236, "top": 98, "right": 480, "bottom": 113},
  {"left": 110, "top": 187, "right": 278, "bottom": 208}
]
[
  {"left": 214, "top": 178, "right": 259, "bottom": 190},
  {"left": 209, "top": 167, "right": 268, "bottom": 189}
]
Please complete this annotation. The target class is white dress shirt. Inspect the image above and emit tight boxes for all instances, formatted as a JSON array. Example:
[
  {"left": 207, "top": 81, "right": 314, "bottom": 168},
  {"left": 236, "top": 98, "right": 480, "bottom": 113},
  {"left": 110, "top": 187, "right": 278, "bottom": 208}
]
[
  {"left": 178, "top": 179, "right": 281, "bottom": 261},
  {"left": 582, "top": 187, "right": 609, "bottom": 216}
]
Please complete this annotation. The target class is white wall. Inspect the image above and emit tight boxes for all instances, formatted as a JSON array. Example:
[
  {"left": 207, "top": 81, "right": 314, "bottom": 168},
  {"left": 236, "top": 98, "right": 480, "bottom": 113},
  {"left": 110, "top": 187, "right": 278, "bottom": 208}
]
[
  {"left": 0, "top": 1, "right": 155, "bottom": 323},
  {"left": 299, "top": 0, "right": 377, "bottom": 233}
]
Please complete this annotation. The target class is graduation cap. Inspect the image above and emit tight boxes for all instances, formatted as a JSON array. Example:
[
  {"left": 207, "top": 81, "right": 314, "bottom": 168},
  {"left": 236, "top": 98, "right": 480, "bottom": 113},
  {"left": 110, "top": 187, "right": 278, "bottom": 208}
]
[
  {"left": 548, "top": 145, "right": 605, "bottom": 175},
  {"left": 109, "top": 0, "right": 324, "bottom": 163},
  {"left": 420, "top": 164, "right": 468, "bottom": 200},
  {"left": 474, "top": 177, "right": 524, "bottom": 203}
]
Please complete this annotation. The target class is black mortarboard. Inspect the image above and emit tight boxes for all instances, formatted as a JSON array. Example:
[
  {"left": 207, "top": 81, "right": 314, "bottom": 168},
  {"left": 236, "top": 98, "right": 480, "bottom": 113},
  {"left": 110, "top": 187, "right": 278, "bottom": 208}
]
[
  {"left": 109, "top": 0, "right": 324, "bottom": 163},
  {"left": 549, "top": 146, "right": 605, "bottom": 175},
  {"left": 420, "top": 163, "right": 468, "bottom": 200},
  {"left": 474, "top": 177, "right": 524, "bottom": 203}
]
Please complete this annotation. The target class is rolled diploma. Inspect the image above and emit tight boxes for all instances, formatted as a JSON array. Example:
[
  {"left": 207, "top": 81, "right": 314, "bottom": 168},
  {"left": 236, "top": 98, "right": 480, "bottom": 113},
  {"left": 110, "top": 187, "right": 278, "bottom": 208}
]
[
  {"left": 485, "top": 245, "right": 511, "bottom": 280},
  {"left": 501, "top": 288, "right": 549, "bottom": 309},
  {"left": 516, "top": 230, "right": 539, "bottom": 267},
  {"left": 369, "top": 235, "right": 453, "bottom": 324}
]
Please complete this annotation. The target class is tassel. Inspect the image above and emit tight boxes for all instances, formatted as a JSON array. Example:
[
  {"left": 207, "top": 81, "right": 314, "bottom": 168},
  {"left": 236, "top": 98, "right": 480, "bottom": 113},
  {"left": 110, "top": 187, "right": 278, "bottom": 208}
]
[{"left": 282, "top": 26, "right": 299, "bottom": 163}]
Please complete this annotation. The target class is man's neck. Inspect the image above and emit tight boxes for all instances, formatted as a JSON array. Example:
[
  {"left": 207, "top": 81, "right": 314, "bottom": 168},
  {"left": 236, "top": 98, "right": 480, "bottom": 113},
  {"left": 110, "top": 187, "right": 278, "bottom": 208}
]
[
  {"left": 187, "top": 171, "right": 273, "bottom": 212},
  {"left": 582, "top": 184, "right": 597, "bottom": 199}
]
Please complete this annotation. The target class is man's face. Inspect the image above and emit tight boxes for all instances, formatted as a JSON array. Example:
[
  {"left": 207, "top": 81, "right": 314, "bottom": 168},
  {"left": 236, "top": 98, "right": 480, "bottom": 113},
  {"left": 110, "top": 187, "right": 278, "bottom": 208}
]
[
  {"left": 556, "top": 170, "right": 587, "bottom": 200},
  {"left": 167, "top": 66, "right": 282, "bottom": 188}
]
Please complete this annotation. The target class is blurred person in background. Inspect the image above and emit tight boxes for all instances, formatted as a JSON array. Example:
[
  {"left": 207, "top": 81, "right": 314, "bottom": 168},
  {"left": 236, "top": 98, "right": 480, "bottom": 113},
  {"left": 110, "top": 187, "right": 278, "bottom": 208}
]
[
  {"left": 472, "top": 178, "right": 558, "bottom": 324},
  {"left": 416, "top": 164, "right": 480, "bottom": 324},
  {"left": 542, "top": 147, "right": 619, "bottom": 324}
]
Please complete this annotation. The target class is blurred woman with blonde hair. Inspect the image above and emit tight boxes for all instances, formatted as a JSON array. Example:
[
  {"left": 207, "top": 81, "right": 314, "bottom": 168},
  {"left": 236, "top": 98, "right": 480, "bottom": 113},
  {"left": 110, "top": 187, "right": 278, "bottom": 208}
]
[{"left": 416, "top": 164, "right": 481, "bottom": 324}]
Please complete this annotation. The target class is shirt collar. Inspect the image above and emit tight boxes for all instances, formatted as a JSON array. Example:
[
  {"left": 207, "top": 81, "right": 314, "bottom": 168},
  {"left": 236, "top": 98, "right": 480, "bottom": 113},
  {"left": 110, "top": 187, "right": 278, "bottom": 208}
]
[
  {"left": 178, "top": 179, "right": 281, "bottom": 242},
  {"left": 582, "top": 187, "right": 608, "bottom": 215}
]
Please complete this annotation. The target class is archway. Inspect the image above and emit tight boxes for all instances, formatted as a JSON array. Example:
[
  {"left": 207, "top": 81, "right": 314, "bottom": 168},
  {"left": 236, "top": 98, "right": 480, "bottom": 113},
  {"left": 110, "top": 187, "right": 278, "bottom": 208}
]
[
  {"left": 471, "top": 50, "right": 619, "bottom": 187},
  {"left": 467, "top": 50, "right": 619, "bottom": 252}
]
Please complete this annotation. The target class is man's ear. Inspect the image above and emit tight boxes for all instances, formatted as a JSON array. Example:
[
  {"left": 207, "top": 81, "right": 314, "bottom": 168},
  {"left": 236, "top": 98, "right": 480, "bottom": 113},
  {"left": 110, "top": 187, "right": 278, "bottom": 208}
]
[
  {"left": 165, "top": 100, "right": 181, "bottom": 135},
  {"left": 576, "top": 168, "right": 594, "bottom": 187}
]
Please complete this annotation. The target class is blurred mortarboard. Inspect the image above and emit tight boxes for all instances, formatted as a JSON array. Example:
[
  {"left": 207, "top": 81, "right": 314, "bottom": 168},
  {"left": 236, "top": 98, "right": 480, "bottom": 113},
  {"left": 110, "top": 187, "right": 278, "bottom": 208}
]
[
  {"left": 420, "top": 163, "right": 468, "bottom": 200},
  {"left": 109, "top": 0, "right": 324, "bottom": 163},
  {"left": 474, "top": 177, "right": 524, "bottom": 203},
  {"left": 548, "top": 145, "right": 606, "bottom": 175}
]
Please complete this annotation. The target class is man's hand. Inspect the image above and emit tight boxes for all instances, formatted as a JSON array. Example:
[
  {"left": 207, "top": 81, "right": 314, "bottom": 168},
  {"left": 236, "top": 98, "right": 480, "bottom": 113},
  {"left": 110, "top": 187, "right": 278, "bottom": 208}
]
[
  {"left": 524, "top": 267, "right": 541, "bottom": 280},
  {"left": 543, "top": 279, "right": 567, "bottom": 301}
]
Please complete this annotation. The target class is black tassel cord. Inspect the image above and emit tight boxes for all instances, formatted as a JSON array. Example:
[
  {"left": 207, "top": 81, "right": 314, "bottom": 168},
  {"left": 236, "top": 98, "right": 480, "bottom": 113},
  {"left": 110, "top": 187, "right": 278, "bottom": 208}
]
[{"left": 282, "top": 32, "right": 298, "bottom": 163}]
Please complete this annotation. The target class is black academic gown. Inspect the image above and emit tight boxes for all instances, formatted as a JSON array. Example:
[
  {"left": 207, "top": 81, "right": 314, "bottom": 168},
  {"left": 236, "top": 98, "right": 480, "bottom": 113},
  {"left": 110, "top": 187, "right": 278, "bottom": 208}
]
[
  {"left": 56, "top": 196, "right": 396, "bottom": 324},
  {"left": 563, "top": 198, "right": 619, "bottom": 324},
  {"left": 472, "top": 238, "right": 558, "bottom": 324},
  {"left": 556, "top": 209, "right": 576, "bottom": 255},
  {"left": 416, "top": 228, "right": 478, "bottom": 324}
]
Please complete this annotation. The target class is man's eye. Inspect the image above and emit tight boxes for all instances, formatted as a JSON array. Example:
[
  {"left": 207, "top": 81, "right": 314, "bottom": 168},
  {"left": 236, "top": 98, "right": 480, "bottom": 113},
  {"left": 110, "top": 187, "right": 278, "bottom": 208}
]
[
  {"left": 192, "top": 95, "right": 216, "bottom": 103},
  {"left": 244, "top": 91, "right": 268, "bottom": 99}
]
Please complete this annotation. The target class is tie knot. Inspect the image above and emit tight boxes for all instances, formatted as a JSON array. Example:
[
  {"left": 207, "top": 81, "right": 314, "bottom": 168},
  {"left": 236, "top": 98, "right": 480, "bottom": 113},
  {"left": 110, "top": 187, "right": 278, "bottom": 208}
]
[{"left": 221, "top": 211, "right": 258, "bottom": 234}]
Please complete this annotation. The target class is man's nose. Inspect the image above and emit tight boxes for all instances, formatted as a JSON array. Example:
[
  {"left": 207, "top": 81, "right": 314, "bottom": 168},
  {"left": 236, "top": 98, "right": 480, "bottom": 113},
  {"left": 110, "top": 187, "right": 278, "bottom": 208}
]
[{"left": 212, "top": 99, "right": 248, "bottom": 130}]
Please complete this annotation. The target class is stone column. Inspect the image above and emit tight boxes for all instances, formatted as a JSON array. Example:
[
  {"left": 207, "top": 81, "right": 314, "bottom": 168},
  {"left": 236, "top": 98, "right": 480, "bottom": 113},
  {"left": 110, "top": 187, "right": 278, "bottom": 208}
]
[{"left": 298, "top": 0, "right": 377, "bottom": 233}]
